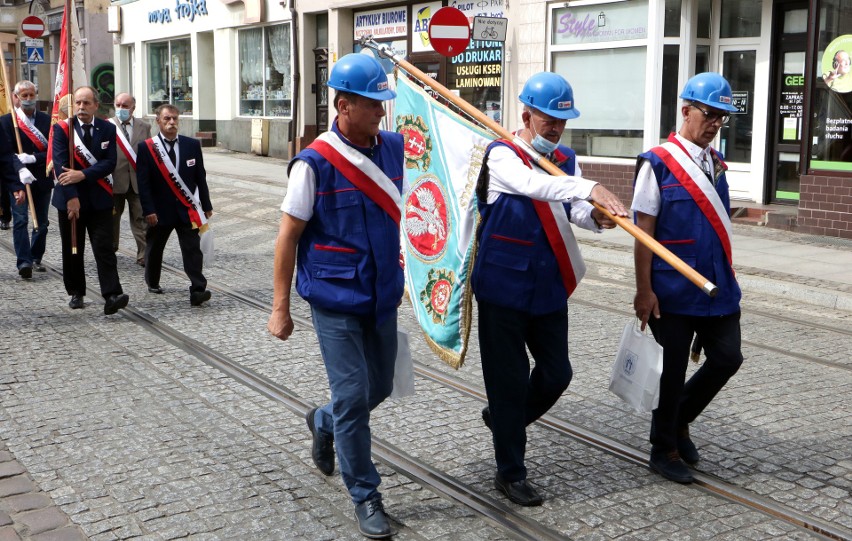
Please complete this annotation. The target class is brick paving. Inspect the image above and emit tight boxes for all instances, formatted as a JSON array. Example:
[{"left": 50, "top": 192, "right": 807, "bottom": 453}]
[{"left": 0, "top": 150, "right": 849, "bottom": 539}]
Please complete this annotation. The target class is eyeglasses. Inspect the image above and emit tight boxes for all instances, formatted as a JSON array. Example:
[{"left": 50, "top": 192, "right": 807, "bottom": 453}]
[{"left": 690, "top": 104, "right": 730, "bottom": 125}]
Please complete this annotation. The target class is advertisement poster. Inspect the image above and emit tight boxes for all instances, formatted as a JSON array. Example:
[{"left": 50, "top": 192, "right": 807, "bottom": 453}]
[{"left": 821, "top": 35, "right": 852, "bottom": 94}]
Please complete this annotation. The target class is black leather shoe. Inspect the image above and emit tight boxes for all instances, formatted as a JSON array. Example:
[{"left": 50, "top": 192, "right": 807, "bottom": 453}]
[
  {"left": 68, "top": 295, "right": 84, "bottom": 309},
  {"left": 33, "top": 262, "right": 46, "bottom": 272},
  {"left": 354, "top": 497, "right": 391, "bottom": 539},
  {"left": 649, "top": 448, "right": 694, "bottom": 484},
  {"left": 0, "top": 221, "right": 9, "bottom": 230},
  {"left": 677, "top": 428, "right": 700, "bottom": 465},
  {"left": 147, "top": 286, "right": 164, "bottom": 294},
  {"left": 18, "top": 266, "right": 32, "bottom": 279},
  {"left": 306, "top": 407, "right": 335, "bottom": 476},
  {"left": 494, "top": 475, "right": 543, "bottom": 506},
  {"left": 190, "top": 290, "right": 211, "bottom": 306},
  {"left": 104, "top": 293, "right": 129, "bottom": 315},
  {"left": 136, "top": 258, "right": 145, "bottom": 267},
  {"left": 481, "top": 407, "right": 492, "bottom": 431}
]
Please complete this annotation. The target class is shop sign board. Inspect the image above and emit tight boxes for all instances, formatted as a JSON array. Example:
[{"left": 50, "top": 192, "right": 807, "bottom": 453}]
[
  {"left": 148, "top": 0, "right": 208, "bottom": 24},
  {"left": 411, "top": 2, "right": 443, "bottom": 54},
  {"left": 552, "top": 2, "right": 647, "bottom": 46},
  {"left": 428, "top": 7, "right": 470, "bottom": 57},
  {"left": 354, "top": 7, "right": 408, "bottom": 40}
]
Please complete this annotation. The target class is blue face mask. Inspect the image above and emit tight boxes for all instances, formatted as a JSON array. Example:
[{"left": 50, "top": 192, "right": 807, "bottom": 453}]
[
  {"left": 116, "top": 108, "right": 131, "bottom": 122},
  {"left": 530, "top": 123, "right": 559, "bottom": 155},
  {"left": 20, "top": 99, "right": 37, "bottom": 110}
]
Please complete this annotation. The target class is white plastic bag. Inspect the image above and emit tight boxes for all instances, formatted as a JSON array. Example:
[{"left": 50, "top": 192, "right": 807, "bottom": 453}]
[
  {"left": 390, "top": 330, "right": 415, "bottom": 399},
  {"left": 200, "top": 227, "right": 215, "bottom": 266},
  {"left": 609, "top": 320, "right": 663, "bottom": 413}
]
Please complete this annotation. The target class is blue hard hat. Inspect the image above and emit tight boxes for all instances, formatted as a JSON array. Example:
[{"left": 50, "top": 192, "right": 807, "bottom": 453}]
[
  {"left": 327, "top": 53, "right": 396, "bottom": 101},
  {"left": 679, "top": 72, "right": 738, "bottom": 112},
  {"left": 519, "top": 72, "right": 580, "bottom": 120}
]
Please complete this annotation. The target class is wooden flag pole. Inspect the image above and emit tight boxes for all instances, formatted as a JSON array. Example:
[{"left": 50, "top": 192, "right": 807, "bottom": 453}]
[
  {"left": 65, "top": 0, "right": 77, "bottom": 254},
  {"left": 361, "top": 37, "right": 718, "bottom": 297}
]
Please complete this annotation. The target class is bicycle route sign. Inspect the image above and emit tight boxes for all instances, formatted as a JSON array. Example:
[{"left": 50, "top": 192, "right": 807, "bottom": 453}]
[
  {"left": 428, "top": 7, "right": 471, "bottom": 57},
  {"left": 472, "top": 16, "right": 507, "bottom": 42}
]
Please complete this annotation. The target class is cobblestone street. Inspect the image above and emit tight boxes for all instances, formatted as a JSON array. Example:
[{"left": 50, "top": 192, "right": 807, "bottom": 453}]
[{"left": 0, "top": 149, "right": 850, "bottom": 540}]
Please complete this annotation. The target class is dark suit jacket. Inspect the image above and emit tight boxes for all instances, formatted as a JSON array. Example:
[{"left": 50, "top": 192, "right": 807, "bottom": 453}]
[
  {"left": 112, "top": 116, "right": 152, "bottom": 194},
  {"left": 0, "top": 124, "right": 22, "bottom": 190},
  {"left": 0, "top": 111, "right": 52, "bottom": 193},
  {"left": 51, "top": 116, "right": 117, "bottom": 212},
  {"left": 136, "top": 135, "right": 213, "bottom": 227}
]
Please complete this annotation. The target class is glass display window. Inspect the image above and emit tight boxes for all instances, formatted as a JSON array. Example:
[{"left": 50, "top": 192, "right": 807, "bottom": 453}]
[
  {"left": 810, "top": 0, "right": 852, "bottom": 172},
  {"left": 148, "top": 38, "right": 193, "bottom": 115},
  {"left": 239, "top": 24, "right": 292, "bottom": 118}
]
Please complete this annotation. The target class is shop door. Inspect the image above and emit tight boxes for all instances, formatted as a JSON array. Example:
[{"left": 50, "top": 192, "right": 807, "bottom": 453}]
[{"left": 767, "top": 1, "right": 808, "bottom": 203}]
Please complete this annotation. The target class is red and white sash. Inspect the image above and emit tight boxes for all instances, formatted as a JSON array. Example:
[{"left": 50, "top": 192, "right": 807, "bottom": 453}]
[
  {"left": 58, "top": 119, "right": 113, "bottom": 195},
  {"left": 496, "top": 139, "right": 586, "bottom": 297},
  {"left": 307, "top": 131, "right": 402, "bottom": 225},
  {"left": 651, "top": 135, "right": 733, "bottom": 265},
  {"left": 15, "top": 108, "right": 47, "bottom": 151},
  {"left": 144, "top": 137, "right": 208, "bottom": 231},
  {"left": 110, "top": 118, "right": 137, "bottom": 170}
]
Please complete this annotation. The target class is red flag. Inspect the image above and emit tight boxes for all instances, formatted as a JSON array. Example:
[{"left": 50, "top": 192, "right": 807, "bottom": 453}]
[{"left": 46, "top": 2, "right": 86, "bottom": 173}]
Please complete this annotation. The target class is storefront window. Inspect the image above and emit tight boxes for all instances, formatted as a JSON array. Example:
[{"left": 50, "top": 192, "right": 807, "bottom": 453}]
[
  {"left": 810, "top": 0, "right": 852, "bottom": 172},
  {"left": 550, "top": 1, "right": 648, "bottom": 158},
  {"left": 148, "top": 39, "right": 192, "bottom": 115},
  {"left": 719, "top": 50, "right": 755, "bottom": 164},
  {"left": 664, "top": 0, "right": 680, "bottom": 38},
  {"left": 239, "top": 24, "right": 292, "bottom": 118},
  {"left": 659, "top": 45, "right": 679, "bottom": 141},
  {"left": 719, "top": 0, "right": 760, "bottom": 39}
]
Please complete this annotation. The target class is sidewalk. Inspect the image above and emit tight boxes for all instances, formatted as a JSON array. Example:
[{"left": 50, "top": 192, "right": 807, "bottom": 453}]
[{"left": 202, "top": 147, "right": 852, "bottom": 312}]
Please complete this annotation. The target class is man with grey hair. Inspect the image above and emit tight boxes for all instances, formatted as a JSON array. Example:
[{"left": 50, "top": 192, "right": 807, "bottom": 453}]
[
  {"left": 111, "top": 92, "right": 152, "bottom": 265},
  {"left": 52, "top": 85, "right": 128, "bottom": 314},
  {"left": 1, "top": 80, "right": 52, "bottom": 278}
]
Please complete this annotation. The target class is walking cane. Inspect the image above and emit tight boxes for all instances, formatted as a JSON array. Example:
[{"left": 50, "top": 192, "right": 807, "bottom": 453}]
[{"left": 360, "top": 37, "right": 718, "bottom": 297}]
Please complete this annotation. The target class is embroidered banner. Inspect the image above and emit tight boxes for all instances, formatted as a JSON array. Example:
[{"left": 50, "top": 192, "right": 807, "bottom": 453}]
[{"left": 393, "top": 72, "right": 494, "bottom": 369}]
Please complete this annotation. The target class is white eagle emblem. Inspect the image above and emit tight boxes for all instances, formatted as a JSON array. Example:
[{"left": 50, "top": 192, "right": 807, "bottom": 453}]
[{"left": 406, "top": 186, "right": 446, "bottom": 250}]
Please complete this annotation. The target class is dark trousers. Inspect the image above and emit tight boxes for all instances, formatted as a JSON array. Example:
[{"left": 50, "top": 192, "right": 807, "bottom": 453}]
[
  {"left": 144, "top": 221, "right": 206, "bottom": 294},
  {"left": 57, "top": 208, "right": 123, "bottom": 299},
  {"left": 478, "top": 300, "right": 573, "bottom": 482},
  {"left": 648, "top": 312, "right": 743, "bottom": 452},
  {"left": 0, "top": 187, "right": 9, "bottom": 224}
]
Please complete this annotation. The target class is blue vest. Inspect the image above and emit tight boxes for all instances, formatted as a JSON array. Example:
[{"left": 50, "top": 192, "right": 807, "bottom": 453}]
[
  {"left": 638, "top": 149, "right": 741, "bottom": 316},
  {"left": 290, "top": 123, "right": 405, "bottom": 322},
  {"left": 472, "top": 140, "right": 576, "bottom": 315}
]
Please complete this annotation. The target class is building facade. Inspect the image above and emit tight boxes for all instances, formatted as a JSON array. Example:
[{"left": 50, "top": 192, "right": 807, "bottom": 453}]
[
  {"left": 1, "top": 0, "right": 112, "bottom": 114},
  {"left": 111, "top": 0, "right": 294, "bottom": 155},
  {"left": 108, "top": 0, "right": 852, "bottom": 238},
  {"left": 289, "top": 0, "right": 851, "bottom": 239}
]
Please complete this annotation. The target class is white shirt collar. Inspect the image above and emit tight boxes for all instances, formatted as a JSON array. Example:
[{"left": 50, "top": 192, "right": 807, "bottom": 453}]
[{"left": 674, "top": 132, "right": 713, "bottom": 163}]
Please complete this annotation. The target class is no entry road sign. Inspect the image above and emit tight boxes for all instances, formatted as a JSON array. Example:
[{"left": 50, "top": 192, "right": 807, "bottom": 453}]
[
  {"left": 21, "top": 16, "right": 46, "bottom": 39},
  {"left": 428, "top": 7, "right": 470, "bottom": 57}
]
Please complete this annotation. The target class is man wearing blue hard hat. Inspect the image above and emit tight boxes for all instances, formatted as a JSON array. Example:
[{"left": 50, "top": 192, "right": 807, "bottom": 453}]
[
  {"left": 472, "top": 71, "right": 628, "bottom": 506},
  {"left": 632, "top": 72, "right": 744, "bottom": 484},
  {"left": 268, "top": 52, "right": 403, "bottom": 539}
]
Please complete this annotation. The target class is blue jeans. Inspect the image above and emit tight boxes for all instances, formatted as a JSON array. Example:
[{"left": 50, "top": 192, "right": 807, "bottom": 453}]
[
  {"left": 10, "top": 186, "right": 51, "bottom": 269},
  {"left": 311, "top": 305, "right": 397, "bottom": 505}
]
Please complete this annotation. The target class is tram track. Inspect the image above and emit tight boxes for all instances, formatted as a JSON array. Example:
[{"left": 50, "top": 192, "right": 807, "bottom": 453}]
[
  {"left": 118, "top": 244, "right": 851, "bottom": 541},
  {"left": 4, "top": 234, "right": 849, "bottom": 540}
]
